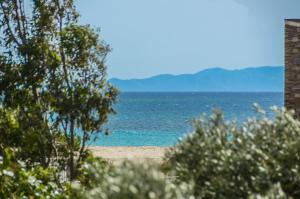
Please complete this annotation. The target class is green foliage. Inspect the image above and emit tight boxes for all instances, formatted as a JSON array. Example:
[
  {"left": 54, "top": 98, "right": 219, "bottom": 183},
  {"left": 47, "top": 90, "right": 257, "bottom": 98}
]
[
  {"left": 166, "top": 106, "right": 300, "bottom": 199},
  {"left": 71, "top": 159, "right": 194, "bottom": 199},
  {"left": 0, "top": 0, "right": 117, "bottom": 178},
  {"left": 74, "top": 152, "right": 112, "bottom": 188},
  {"left": 249, "top": 184, "right": 290, "bottom": 199},
  {"left": 0, "top": 107, "right": 69, "bottom": 172},
  {"left": 0, "top": 148, "right": 66, "bottom": 199},
  {"left": 1, "top": 2, "right": 299, "bottom": 198}
]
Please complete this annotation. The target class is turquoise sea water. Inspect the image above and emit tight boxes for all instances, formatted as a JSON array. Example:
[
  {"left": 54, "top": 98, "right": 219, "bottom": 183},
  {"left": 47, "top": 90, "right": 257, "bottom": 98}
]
[{"left": 91, "top": 92, "right": 283, "bottom": 147}]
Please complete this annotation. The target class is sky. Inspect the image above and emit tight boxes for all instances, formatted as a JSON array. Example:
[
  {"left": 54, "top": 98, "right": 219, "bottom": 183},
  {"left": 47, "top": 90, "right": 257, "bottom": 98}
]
[{"left": 76, "top": 0, "right": 300, "bottom": 79}]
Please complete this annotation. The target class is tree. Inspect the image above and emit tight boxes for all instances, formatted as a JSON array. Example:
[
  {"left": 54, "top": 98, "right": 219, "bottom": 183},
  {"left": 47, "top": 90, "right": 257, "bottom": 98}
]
[{"left": 0, "top": 0, "right": 117, "bottom": 180}]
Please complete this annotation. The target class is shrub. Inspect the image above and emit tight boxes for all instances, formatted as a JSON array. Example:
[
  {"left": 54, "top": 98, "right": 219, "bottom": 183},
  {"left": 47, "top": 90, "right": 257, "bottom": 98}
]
[
  {"left": 0, "top": 148, "right": 66, "bottom": 199},
  {"left": 166, "top": 106, "right": 300, "bottom": 199},
  {"left": 0, "top": 107, "right": 70, "bottom": 172},
  {"left": 249, "top": 184, "right": 290, "bottom": 199},
  {"left": 71, "top": 158, "right": 194, "bottom": 199}
]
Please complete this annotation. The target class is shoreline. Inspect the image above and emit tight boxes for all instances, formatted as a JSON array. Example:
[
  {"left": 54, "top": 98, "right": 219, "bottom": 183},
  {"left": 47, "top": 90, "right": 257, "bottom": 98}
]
[{"left": 89, "top": 146, "right": 170, "bottom": 164}]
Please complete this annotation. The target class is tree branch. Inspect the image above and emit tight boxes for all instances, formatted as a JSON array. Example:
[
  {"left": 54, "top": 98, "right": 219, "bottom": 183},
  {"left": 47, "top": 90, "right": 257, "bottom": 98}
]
[
  {"left": 18, "top": 0, "right": 27, "bottom": 40},
  {"left": 0, "top": 2, "right": 21, "bottom": 47},
  {"left": 77, "top": 130, "right": 89, "bottom": 165},
  {"left": 12, "top": 0, "right": 25, "bottom": 43}
]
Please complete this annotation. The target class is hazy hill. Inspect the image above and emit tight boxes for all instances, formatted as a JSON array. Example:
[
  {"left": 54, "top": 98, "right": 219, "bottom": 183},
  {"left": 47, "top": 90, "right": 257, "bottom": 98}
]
[{"left": 109, "top": 66, "right": 284, "bottom": 92}]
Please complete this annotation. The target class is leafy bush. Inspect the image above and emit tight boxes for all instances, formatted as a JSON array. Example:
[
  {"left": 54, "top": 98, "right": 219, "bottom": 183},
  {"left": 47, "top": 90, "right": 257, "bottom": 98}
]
[
  {"left": 0, "top": 148, "right": 66, "bottom": 199},
  {"left": 166, "top": 106, "right": 300, "bottom": 199},
  {"left": 249, "top": 184, "right": 290, "bottom": 199},
  {"left": 0, "top": 107, "right": 70, "bottom": 172},
  {"left": 71, "top": 158, "right": 194, "bottom": 199}
]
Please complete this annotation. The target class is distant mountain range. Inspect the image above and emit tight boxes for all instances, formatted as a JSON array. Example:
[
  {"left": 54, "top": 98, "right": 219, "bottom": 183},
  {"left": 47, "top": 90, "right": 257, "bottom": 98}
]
[{"left": 109, "top": 66, "right": 284, "bottom": 92}]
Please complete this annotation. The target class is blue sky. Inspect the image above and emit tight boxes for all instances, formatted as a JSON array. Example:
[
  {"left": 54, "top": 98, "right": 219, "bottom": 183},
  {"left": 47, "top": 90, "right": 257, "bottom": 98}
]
[{"left": 77, "top": 0, "right": 300, "bottom": 79}]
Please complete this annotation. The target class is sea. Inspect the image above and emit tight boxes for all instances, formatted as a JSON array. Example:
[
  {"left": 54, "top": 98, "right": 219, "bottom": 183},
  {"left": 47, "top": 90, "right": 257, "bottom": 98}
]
[{"left": 91, "top": 92, "right": 283, "bottom": 147}]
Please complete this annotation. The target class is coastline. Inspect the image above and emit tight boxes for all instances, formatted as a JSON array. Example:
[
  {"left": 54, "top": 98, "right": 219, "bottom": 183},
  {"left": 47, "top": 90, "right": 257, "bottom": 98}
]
[{"left": 89, "top": 146, "right": 169, "bottom": 164}]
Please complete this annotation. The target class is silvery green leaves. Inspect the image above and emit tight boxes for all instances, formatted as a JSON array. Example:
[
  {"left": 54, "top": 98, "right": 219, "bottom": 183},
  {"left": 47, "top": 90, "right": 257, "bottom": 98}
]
[
  {"left": 71, "top": 159, "right": 194, "bottom": 199},
  {"left": 166, "top": 106, "right": 300, "bottom": 199}
]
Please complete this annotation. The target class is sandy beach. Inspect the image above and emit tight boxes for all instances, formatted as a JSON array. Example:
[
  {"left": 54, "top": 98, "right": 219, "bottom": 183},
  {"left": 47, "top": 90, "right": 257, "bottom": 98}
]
[{"left": 89, "top": 146, "right": 169, "bottom": 164}]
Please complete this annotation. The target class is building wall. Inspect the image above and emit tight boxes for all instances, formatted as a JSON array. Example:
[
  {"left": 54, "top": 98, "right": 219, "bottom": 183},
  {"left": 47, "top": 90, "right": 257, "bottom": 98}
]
[{"left": 285, "top": 19, "right": 300, "bottom": 115}]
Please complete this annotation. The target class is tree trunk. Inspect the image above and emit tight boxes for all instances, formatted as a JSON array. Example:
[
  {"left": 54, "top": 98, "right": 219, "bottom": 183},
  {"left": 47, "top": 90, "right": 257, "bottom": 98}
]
[{"left": 69, "top": 117, "right": 75, "bottom": 181}]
